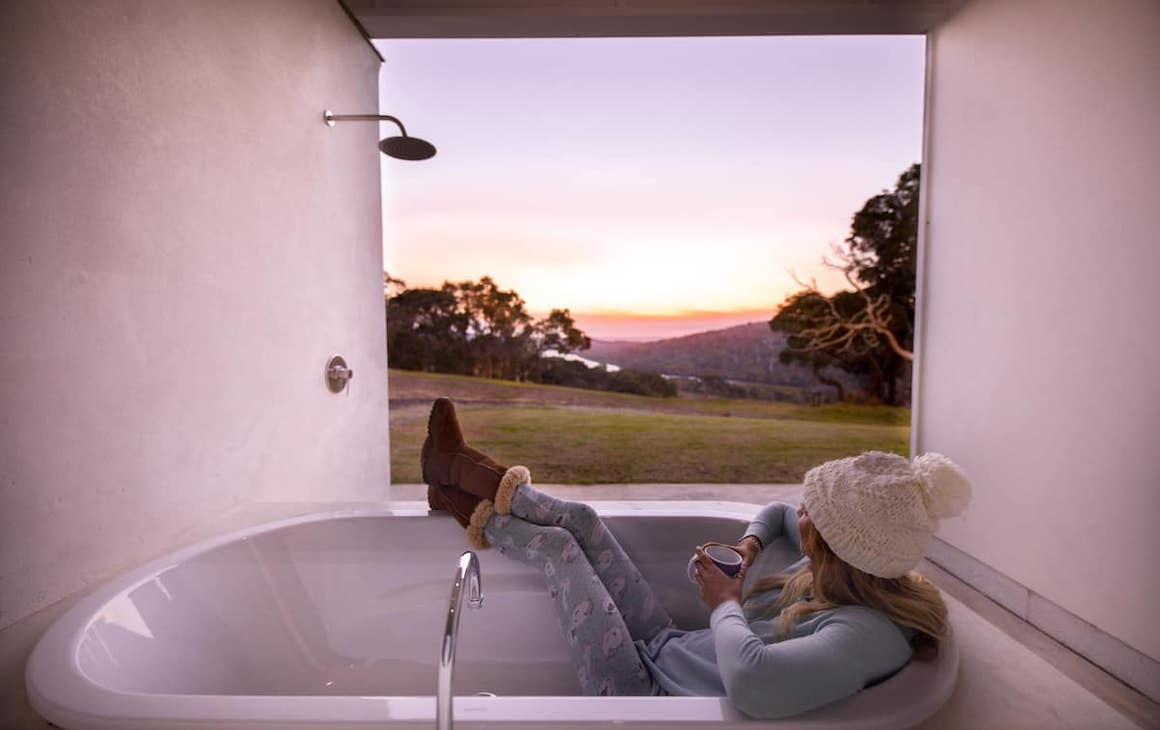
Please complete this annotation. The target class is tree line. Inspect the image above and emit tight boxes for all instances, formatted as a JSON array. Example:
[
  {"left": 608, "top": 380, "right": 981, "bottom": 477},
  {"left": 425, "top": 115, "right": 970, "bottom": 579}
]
[{"left": 385, "top": 275, "right": 677, "bottom": 397}]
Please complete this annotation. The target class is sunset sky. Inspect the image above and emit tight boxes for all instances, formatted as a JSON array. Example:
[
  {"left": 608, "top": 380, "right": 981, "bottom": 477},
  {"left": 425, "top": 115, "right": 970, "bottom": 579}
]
[{"left": 376, "top": 36, "right": 925, "bottom": 341}]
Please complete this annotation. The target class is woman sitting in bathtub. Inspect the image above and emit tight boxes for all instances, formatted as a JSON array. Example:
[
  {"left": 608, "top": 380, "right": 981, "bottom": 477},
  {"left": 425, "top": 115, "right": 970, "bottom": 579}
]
[{"left": 421, "top": 398, "right": 971, "bottom": 719}]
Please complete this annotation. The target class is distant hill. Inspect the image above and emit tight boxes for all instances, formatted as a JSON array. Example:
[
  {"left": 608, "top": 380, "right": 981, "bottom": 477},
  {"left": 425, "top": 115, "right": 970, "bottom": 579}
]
[{"left": 586, "top": 321, "right": 855, "bottom": 391}]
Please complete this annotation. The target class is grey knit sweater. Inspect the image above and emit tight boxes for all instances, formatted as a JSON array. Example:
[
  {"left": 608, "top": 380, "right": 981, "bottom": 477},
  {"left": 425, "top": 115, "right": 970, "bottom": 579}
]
[{"left": 635, "top": 501, "right": 914, "bottom": 719}]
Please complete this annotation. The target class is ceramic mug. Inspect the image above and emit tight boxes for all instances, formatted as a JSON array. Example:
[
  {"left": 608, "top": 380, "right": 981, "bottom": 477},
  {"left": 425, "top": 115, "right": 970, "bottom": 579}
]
[{"left": 687, "top": 545, "right": 744, "bottom": 583}]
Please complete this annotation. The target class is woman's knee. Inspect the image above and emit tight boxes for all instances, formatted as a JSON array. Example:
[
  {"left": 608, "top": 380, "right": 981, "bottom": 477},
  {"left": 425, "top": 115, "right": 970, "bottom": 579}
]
[
  {"left": 525, "top": 524, "right": 575, "bottom": 554},
  {"left": 552, "top": 501, "right": 598, "bottom": 528}
]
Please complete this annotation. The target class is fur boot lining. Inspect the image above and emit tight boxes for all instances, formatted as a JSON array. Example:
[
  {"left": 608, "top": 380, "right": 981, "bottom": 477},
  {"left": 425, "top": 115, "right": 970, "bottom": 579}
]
[
  {"left": 466, "top": 500, "right": 495, "bottom": 549},
  {"left": 494, "top": 465, "right": 531, "bottom": 515}
]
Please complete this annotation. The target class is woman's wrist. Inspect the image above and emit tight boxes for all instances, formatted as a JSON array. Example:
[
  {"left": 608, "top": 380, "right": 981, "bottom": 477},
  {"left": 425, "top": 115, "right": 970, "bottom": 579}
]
[
  {"left": 709, "top": 597, "right": 742, "bottom": 618},
  {"left": 740, "top": 534, "right": 763, "bottom": 553}
]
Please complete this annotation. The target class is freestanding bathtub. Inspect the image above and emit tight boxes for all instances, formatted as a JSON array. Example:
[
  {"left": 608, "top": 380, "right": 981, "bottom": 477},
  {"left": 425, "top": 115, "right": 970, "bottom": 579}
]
[{"left": 27, "top": 501, "right": 957, "bottom": 729}]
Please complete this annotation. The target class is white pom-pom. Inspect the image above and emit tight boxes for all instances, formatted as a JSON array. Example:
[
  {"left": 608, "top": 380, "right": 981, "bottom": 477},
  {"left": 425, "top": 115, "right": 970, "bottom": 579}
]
[{"left": 912, "top": 453, "right": 972, "bottom": 519}]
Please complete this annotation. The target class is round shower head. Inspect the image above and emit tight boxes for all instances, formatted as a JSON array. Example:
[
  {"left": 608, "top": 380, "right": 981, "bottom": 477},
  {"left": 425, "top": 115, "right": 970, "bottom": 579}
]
[{"left": 379, "top": 135, "right": 437, "bottom": 161}]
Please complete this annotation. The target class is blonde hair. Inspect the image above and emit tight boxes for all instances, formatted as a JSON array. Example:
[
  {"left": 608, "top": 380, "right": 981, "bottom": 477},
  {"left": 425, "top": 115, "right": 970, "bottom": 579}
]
[{"left": 744, "top": 522, "right": 949, "bottom": 658}]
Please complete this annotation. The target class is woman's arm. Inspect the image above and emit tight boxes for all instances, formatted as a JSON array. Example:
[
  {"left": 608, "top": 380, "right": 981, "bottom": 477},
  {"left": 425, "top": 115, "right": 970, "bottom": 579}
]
[
  {"left": 709, "top": 602, "right": 911, "bottom": 719},
  {"left": 741, "top": 501, "right": 801, "bottom": 554},
  {"left": 701, "top": 501, "right": 802, "bottom": 568}
]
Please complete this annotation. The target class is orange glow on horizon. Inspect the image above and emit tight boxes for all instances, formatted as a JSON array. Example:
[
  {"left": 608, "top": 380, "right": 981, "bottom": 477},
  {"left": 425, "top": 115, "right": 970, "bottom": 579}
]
[{"left": 568, "top": 308, "right": 780, "bottom": 342}]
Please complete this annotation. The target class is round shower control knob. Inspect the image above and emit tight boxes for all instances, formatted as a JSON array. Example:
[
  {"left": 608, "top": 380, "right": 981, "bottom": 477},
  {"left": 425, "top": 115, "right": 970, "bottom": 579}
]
[{"left": 325, "top": 355, "right": 353, "bottom": 393}]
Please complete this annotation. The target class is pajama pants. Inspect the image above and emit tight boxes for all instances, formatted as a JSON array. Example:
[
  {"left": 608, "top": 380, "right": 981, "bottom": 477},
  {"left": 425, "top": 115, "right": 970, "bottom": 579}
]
[{"left": 483, "top": 482, "right": 673, "bottom": 696}]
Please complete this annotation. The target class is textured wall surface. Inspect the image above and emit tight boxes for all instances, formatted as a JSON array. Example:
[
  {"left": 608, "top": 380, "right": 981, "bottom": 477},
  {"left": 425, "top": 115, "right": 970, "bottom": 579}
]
[
  {"left": 0, "top": 0, "right": 390, "bottom": 629},
  {"left": 917, "top": 0, "right": 1160, "bottom": 661}
]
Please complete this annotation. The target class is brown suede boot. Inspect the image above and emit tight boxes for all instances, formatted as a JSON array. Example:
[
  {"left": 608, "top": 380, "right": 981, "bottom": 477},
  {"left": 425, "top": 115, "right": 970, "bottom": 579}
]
[
  {"left": 426, "top": 482, "right": 481, "bottom": 529},
  {"left": 426, "top": 483, "right": 493, "bottom": 549},
  {"left": 426, "top": 480, "right": 475, "bottom": 526},
  {"left": 421, "top": 397, "right": 508, "bottom": 500}
]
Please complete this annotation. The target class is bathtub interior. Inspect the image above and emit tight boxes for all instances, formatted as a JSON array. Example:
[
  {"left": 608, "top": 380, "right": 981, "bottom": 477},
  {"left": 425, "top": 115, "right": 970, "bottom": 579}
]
[{"left": 75, "top": 511, "right": 803, "bottom": 698}]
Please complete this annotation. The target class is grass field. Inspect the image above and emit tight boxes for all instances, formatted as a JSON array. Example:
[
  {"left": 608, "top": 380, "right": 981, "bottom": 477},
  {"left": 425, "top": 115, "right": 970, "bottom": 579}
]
[{"left": 389, "top": 370, "right": 910, "bottom": 484}]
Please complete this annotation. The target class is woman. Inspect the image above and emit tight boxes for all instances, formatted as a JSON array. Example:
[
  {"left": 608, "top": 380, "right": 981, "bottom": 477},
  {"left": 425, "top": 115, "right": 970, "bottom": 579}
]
[{"left": 422, "top": 398, "right": 971, "bottom": 719}]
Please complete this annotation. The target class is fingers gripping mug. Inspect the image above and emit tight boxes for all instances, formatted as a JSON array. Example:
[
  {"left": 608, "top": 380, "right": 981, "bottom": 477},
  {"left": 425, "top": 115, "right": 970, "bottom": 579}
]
[{"left": 687, "top": 545, "right": 744, "bottom": 583}]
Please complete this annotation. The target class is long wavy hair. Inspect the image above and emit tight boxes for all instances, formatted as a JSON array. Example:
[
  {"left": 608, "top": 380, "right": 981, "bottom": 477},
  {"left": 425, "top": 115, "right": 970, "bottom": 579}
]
[{"left": 743, "top": 521, "right": 949, "bottom": 658}]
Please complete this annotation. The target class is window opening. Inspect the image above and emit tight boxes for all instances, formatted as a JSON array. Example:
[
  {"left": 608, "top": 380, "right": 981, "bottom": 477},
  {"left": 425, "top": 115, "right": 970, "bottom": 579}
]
[{"left": 379, "top": 36, "right": 923, "bottom": 498}]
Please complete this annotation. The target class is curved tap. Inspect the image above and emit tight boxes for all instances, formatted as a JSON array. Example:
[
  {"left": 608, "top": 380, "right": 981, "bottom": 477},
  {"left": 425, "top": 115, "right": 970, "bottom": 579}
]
[{"left": 437, "top": 551, "right": 483, "bottom": 730}]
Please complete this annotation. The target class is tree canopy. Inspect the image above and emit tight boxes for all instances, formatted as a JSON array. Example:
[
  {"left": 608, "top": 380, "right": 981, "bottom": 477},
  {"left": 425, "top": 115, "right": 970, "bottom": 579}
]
[
  {"left": 770, "top": 163, "right": 919, "bottom": 405},
  {"left": 386, "top": 275, "right": 593, "bottom": 382}
]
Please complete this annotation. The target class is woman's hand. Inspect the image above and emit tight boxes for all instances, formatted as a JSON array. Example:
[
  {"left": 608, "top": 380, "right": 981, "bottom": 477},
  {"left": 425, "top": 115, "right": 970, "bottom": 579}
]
[
  {"left": 700, "top": 537, "right": 760, "bottom": 568},
  {"left": 693, "top": 547, "right": 746, "bottom": 611}
]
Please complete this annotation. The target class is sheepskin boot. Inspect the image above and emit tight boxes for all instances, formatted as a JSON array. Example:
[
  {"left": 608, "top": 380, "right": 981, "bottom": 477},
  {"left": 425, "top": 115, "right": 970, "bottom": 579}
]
[
  {"left": 426, "top": 483, "right": 493, "bottom": 550},
  {"left": 421, "top": 397, "right": 531, "bottom": 515},
  {"left": 422, "top": 397, "right": 505, "bottom": 497},
  {"left": 425, "top": 482, "right": 480, "bottom": 529}
]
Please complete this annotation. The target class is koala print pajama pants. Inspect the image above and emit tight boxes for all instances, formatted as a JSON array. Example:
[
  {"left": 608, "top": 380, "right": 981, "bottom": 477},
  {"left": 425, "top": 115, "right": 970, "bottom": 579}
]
[{"left": 483, "top": 482, "right": 673, "bottom": 696}]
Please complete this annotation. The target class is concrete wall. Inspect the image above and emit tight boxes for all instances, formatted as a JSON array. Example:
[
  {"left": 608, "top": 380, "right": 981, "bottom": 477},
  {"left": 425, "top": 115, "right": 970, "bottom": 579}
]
[
  {"left": 917, "top": 0, "right": 1160, "bottom": 664},
  {"left": 0, "top": 0, "right": 390, "bottom": 630}
]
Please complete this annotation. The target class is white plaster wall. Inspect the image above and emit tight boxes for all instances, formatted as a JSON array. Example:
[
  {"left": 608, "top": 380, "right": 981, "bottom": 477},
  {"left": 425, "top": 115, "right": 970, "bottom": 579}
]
[
  {"left": 0, "top": 0, "right": 391, "bottom": 629},
  {"left": 917, "top": 0, "right": 1160, "bottom": 660}
]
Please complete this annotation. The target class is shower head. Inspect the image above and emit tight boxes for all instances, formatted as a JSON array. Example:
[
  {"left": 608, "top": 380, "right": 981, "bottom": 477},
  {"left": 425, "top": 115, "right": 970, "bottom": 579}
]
[
  {"left": 324, "top": 110, "right": 437, "bottom": 161},
  {"left": 379, "top": 135, "right": 437, "bottom": 161}
]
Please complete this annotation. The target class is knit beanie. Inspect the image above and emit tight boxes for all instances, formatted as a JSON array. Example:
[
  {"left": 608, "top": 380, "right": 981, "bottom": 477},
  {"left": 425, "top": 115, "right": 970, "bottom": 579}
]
[{"left": 801, "top": 451, "right": 972, "bottom": 579}]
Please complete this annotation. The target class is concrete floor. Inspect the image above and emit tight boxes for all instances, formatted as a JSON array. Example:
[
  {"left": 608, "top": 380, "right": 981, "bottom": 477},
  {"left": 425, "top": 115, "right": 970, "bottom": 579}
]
[
  {"left": 916, "top": 560, "right": 1156, "bottom": 730},
  {"left": 3, "top": 485, "right": 1156, "bottom": 729}
]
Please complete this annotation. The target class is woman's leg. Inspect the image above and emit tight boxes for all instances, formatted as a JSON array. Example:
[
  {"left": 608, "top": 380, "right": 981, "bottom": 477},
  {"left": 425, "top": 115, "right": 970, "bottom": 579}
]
[
  {"left": 500, "top": 482, "right": 672, "bottom": 643},
  {"left": 483, "top": 513, "right": 655, "bottom": 696}
]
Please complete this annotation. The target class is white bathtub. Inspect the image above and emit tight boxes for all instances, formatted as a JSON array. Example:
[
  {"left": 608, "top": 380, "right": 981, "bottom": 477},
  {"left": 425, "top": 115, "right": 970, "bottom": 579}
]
[{"left": 27, "top": 502, "right": 957, "bottom": 729}]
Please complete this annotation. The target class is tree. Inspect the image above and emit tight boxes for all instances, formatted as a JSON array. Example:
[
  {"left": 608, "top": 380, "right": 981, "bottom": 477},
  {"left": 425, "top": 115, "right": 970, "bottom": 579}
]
[
  {"left": 454, "top": 276, "right": 536, "bottom": 380},
  {"left": 525, "top": 308, "right": 592, "bottom": 382},
  {"left": 535, "top": 308, "right": 592, "bottom": 356},
  {"left": 383, "top": 271, "right": 407, "bottom": 298},
  {"left": 848, "top": 163, "right": 920, "bottom": 326},
  {"left": 771, "top": 164, "right": 919, "bottom": 405},
  {"left": 386, "top": 284, "right": 469, "bottom": 373},
  {"left": 770, "top": 290, "right": 863, "bottom": 401},
  {"left": 786, "top": 248, "right": 914, "bottom": 364}
]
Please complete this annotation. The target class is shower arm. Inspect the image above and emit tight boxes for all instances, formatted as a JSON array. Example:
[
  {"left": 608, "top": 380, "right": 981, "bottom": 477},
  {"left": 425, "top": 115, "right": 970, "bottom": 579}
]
[{"left": 323, "top": 111, "right": 408, "bottom": 137}]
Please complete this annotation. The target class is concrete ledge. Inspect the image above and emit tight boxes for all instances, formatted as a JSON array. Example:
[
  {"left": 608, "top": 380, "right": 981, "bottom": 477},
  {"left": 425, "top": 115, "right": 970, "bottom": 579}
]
[
  {"left": 927, "top": 537, "right": 1030, "bottom": 618},
  {"left": 391, "top": 482, "right": 806, "bottom": 504},
  {"left": 927, "top": 535, "right": 1160, "bottom": 704}
]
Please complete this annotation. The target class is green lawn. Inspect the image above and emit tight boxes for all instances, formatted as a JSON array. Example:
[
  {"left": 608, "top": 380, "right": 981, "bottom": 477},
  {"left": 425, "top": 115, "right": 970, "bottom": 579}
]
[{"left": 389, "top": 370, "right": 910, "bottom": 484}]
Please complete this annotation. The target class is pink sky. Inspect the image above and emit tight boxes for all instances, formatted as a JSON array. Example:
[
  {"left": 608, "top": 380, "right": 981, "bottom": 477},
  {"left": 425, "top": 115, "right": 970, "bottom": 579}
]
[{"left": 376, "top": 36, "right": 924, "bottom": 341}]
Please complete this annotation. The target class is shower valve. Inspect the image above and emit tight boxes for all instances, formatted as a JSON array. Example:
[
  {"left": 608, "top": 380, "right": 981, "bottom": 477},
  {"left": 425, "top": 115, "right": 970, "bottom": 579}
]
[{"left": 325, "top": 355, "right": 353, "bottom": 393}]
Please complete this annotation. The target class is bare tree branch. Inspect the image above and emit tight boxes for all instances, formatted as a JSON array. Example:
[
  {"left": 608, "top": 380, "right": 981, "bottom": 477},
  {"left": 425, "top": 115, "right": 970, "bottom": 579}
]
[
  {"left": 784, "top": 250, "right": 914, "bottom": 363},
  {"left": 383, "top": 271, "right": 407, "bottom": 298}
]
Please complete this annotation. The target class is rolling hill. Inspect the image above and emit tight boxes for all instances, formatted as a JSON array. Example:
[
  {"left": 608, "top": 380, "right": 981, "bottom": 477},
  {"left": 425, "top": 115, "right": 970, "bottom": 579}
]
[{"left": 585, "top": 321, "right": 855, "bottom": 390}]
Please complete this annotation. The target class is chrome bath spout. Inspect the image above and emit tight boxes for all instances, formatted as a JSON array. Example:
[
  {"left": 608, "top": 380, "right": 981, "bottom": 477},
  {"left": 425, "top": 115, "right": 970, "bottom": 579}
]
[{"left": 437, "top": 551, "right": 483, "bottom": 730}]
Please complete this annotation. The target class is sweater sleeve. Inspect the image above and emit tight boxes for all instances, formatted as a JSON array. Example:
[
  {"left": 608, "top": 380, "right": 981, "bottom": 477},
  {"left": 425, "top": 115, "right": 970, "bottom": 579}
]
[
  {"left": 742, "top": 501, "right": 801, "bottom": 553},
  {"left": 709, "top": 601, "right": 912, "bottom": 719}
]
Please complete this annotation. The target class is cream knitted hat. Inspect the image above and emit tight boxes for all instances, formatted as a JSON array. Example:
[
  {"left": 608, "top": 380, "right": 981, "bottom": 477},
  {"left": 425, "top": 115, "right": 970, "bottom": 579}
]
[{"left": 801, "top": 451, "right": 972, "bottom": 579}]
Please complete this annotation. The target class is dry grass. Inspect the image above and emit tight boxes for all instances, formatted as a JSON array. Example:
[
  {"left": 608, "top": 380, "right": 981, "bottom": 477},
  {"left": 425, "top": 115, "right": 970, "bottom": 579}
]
[{"left": 389, "top": 370, "right": 910, "bottom": 485}]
